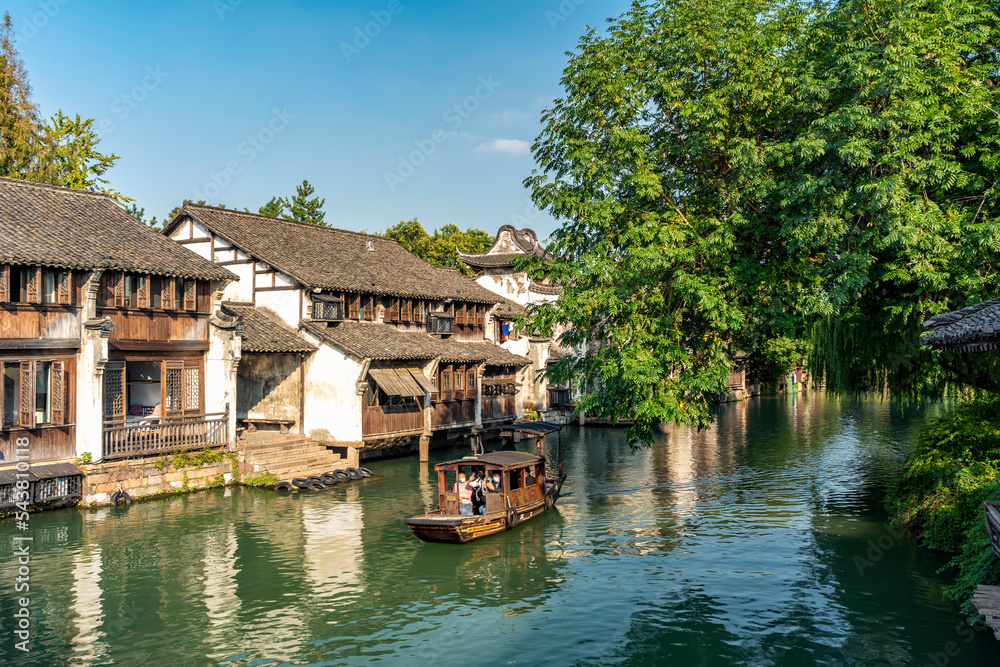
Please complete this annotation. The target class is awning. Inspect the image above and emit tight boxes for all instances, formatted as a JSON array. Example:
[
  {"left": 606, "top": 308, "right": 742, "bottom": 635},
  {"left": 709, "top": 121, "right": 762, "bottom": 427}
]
[
  {"left": 408, "top": 369, "right": 436, "bottom": 394},
  {"left": 369, "top": 368, "right": 427, "bottom": 397}
]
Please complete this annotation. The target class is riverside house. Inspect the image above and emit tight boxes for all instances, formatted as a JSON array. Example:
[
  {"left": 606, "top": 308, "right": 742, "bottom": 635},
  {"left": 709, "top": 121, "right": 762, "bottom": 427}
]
[
  {"left": 0, "top": 178, "right": 239, "bottom": 470},
  {"left": 162, "top": 205, "right": 529, "bottom": 454}
]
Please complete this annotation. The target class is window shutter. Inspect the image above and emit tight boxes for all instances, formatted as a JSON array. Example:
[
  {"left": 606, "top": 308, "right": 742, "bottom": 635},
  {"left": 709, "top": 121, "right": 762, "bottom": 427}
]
[
  {"left": 364, "top": 296, "right": 374, "bottom": 321},
  {"left": 137, "top": 275, "right": 150, "bottom": 308},
  {"left": 104, "top": 361, "right": 125, "bottom": 420},
  {"left": 113, "top": 272, "right": 125, "bottom": 308},
  {"left": 401, "top": 299, "right": 411, "bottom": 322},
  {"left": 19, "top": 361, "right": 35, "bottom": 428},
  {"left": 160, "top": 277, "right": 173, "bottom": 310},
  {"left": 162, "top": 361, "right": 184, "bottom": 413},
  {"left": 348, "top": 294, "right": 360, "bottom": 319},
  {"left": 26, "top": 267, "right": 40, "bottom": 304},
  {"left": 468, "top": 368, "right": 477, "bottom": 396},
  {"left": 477, "top": 305, "right": 485, "bottom": 326},
  {"left": 389, "top": 298, "right": 399, "bottom": 322},
  {"left": 184, "top": 280, "right": 197, "bottom": 311},
  {"left": 51, "top": 361, "right": 65, "bottom": 425},
  {"left": 0, "top": 265, "right": 8, "bottom": 302},
  {"left": 57, "top": 271, "right": 72, "bottom": 305},
  {"left": 416, "top": 300, "right": 424, "bottom": 323}
]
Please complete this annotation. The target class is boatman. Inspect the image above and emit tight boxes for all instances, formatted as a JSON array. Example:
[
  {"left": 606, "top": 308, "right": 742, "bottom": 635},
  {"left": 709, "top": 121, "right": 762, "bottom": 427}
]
[{"left": 453, "top": 472, "right": 474, "bottom": 515}]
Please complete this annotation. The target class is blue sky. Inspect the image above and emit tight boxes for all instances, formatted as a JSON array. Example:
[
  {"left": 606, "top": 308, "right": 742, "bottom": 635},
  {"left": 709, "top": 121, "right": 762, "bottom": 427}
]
[{"left": 8, "top": 0, "right": 631, "bottom": 239}]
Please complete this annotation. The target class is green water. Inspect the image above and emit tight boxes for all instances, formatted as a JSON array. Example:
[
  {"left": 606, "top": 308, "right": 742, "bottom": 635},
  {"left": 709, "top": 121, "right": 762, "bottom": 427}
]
[{"left": 3, "top": 393, "right": 1000, "bottom": 666}]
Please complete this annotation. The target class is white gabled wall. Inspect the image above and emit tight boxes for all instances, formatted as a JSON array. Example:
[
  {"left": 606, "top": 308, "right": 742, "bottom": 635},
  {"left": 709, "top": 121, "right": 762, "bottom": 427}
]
[{"left": 300, "top": 331, "right": 364, "bottom": 443}]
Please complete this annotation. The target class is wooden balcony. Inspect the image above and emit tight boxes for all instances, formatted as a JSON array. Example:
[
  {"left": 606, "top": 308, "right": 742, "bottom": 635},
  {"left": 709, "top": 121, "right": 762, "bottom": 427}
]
[
  {"left": 431, "top": 399, "right": 476, "bottom": 430},
  {"left": 102, "top": 412, "right": 229, "bottom": 460},
  {"left": 362, "top": 402, "right": 423, "bottom": 439}
]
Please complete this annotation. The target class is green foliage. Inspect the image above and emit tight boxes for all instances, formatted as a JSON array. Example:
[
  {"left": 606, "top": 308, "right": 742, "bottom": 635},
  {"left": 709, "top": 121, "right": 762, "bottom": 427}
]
[
  {"left": 243, "top": 472, "right": 278, "bottom": 488},
  {"left": 125, "top": 203, "right": 160, "bottom": 231},
  {"left": 890, "top": 394, "right": 1000, "bottom": 619},
  {"left": 167, "top": 447, "right": 232, "bottom": 470},
  {"left": 253, "top": 180, "right": 327, "bottom": 226},
  {"left": 258, "top": 196, "right": 286, "bottom": 218},
  {"left": 0, "top": 16, "right": 126, "bottom": 201},
  {"left": 524, "top": 0, "right": 1000, "bottom": 445},
  {"left": 79, "top": 451, "right": 92, "bottom": 464},
  {"left": 381, "top": 218, "right": 492, "bottom": 276}
]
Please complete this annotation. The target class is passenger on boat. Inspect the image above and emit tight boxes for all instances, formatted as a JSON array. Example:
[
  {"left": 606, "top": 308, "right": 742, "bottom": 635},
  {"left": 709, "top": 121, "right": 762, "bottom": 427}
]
[
  {"left": 453, "top": 473, "right": 474, "bottom": 516},
  {"left": 485, "top": 473, "right": 502, "bottom": 493}
]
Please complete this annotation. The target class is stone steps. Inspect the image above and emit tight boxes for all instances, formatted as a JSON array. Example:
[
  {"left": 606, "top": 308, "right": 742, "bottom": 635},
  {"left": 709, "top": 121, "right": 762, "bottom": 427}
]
[{"left": 238, "top": 435, "right": 351, "bottom": 482}]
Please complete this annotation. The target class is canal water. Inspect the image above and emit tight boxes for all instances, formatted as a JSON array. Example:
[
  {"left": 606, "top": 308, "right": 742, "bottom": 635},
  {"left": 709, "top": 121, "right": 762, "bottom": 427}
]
[{"left": 3, "top": 393, "right": 1000, "bottom": 666}]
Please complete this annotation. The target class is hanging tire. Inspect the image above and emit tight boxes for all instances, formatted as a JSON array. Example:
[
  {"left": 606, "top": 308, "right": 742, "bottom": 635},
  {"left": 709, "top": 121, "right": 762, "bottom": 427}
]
[
  {"left": 275, "top": 481, "right": 293, "bottom": 491},
  {"left": 307, "top": 480, "right": 326, "bottom": 491},
  {"left": 291, "top": 478, "right": 311, "bottom": 489},
  {"left": 345, "top": 468, "right": 364, "bottom": 480},
  {"left": 358, "top": 467, "right": 374, "bottom": 477},
  {"left": 506, "top": 509, "right": 519, "bottom": 529},
  {"left": 320, "top": 472, "right": 339, "bottom": 485},
  {"left": 110, "top": 490, "right": 131, "bottom": 505},
  {"left": 333, "top": 470, "right": 351, "bottom": 483}
]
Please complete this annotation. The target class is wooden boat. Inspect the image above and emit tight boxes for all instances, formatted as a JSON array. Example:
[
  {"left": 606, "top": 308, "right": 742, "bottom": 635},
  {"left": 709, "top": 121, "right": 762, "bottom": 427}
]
[{"left": 405, "top": 450, "right": 567, "bottom": 544}]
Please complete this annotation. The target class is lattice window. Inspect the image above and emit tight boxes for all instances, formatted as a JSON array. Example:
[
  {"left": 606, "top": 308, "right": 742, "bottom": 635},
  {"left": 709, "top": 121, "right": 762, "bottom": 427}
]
[
  {"left": 348, "top": 294, "right": 360, "bottom": 319},
  {"left": 416, "top": 300, "right": 424, "bottom": 323},
  {"left": 401, "top": 299, "right": 412, "bottom": 322},
  {"left": 164, "top": 366, "right": 183, "bottom": 412},
  {"left": 183, "top": 367, "right": 200, "bottom": 411},
  {"left": 51, "top": 362, "right": 64, "bottom": 425},
  {"left": 25, "top": 268, "right": 39, "bottom": 303},
  {"left": 58, "top": 271, "right": 72, "bottom": 305},
  {"left": 389, "top": 298, "right": 399, "bottom": 322},
  {"left": 137, "top": 275, "right": 150, "bottom": 308},
  {"left": 161, "top": 277, "right": 175, "bottom": 310},
  {"left": 184, "top": 279, "right": 197, "bottom": 311},
  {"left": 363, "top": 296, "right": 374, "bottom": 321},
  {"left": 104, "top": 365, "right": 124, "bottom": 418},
  {"left": 0, "top": 265, "right": 8, "bottom": 302},
  {"left": 468, "top": 369, "right": 477, "bottom": 394}
]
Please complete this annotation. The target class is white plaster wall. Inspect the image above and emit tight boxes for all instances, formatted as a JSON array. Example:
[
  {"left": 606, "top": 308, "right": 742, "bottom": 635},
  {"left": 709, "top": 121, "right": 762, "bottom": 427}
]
[
  {"left": 255, "top": 287, "right": 302, "bottom": 330},
  {"left": 207, "top": 316, "right": 242, "bottom": 447},
  {"left": 223, "top": 260, "right": 254, "bottom": 303},
  {"left": 301, "top": 337, "right": 363, "bottom": 443}
]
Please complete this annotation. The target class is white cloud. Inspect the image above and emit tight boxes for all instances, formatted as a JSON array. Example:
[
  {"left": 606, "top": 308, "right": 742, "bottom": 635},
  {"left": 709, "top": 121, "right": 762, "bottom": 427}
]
[{"left": 475, "top": 138, "right": 531, "bottom": 156}]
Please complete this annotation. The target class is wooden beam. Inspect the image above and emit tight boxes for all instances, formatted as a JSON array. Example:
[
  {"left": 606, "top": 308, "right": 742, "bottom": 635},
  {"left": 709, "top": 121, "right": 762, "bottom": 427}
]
[
  {"left": 0, "top": 339, "right": 81, "bottom": 351},
  {"left": 174, "top": 237, "right": 211, "bottom": 245},
  {"left": 110, "top": 340, "right": 209, "bottom": 352},
  {"left": 255, "top": 286, "right": 298, "bottom": 292},
  {"left": 215, "top": 259, "right": 254, "bottom": 267}
]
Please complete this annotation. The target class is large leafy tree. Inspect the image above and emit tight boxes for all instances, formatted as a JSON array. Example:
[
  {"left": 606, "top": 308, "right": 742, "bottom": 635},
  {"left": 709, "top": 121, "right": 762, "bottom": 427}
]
[
  {"left": 523, "top": 0, "right": 1000, "bottom": 446},
  {"left": 382, "top": 219, "right": 492, "bottom": 276},
  {"left": 0, "top": 13, "right": 125, "bottom": 201}
]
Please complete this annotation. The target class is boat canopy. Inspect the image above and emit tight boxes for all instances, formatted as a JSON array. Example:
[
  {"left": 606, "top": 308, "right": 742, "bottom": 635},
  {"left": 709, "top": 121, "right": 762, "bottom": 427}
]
[
  {"left": 436, "top": 450, "right": 542, "bottom": 470},
  {"left": 486, "top": 421, "right": 564, "bottom": 436}
]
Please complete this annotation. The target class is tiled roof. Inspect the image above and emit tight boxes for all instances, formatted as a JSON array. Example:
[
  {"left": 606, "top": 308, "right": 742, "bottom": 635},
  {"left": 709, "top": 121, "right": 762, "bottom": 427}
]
[
  {"left": 166, "top": 204, "right": 500, "bottom": 303},
  {"left": 530, "top": 281, "right": 561, "bottom": 296},
  {"left": 459, "top": 225, "right": 545, "bottom": 268},
  {"left": 301, "top": 321, "right": 528, "bottom": 367},
  {"left": 223, "top": 302, "right": 316, "bottom": 353},
  {"left": 922, "top": 296, "right": 1000, "bottom": 353},
  {"left": 0, "top": 178, "right": 234, "bottom": 281},
  {"left": 493, "top": 297, "right": 525, "bottom": 319}
]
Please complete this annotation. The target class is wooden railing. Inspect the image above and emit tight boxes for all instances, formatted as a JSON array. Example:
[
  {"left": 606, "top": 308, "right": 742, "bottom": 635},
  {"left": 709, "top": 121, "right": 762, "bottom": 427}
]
[
  {"left": 362, "top": 403, "right": 423, "bottom": 438},
  {"left": 482, "top": 395, "right": 517, "bottom": 421},
  {"left": 431, "top": 399, "right": 476, "bottom": 429},
  {"left": 102, "top": 412, "right": 229, "bottom": 460}
]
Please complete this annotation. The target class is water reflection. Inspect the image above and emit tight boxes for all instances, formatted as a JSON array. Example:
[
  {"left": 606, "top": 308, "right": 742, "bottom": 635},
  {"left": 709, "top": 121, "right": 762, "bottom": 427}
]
[{"left": 2, "top": 394, "right": 1000, "bottom": 666}]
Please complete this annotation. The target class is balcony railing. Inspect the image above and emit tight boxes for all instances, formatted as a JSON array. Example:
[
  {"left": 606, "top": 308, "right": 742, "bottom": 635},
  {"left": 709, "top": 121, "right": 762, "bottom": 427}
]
[
  {"left": 102, "top": 412, "right": 229, "bottom": 460},
  {"left": 362, "top": 402, "right": 423, "bottom": 438},
  {"left": 427, "top": 313, "right": 454, "bottom": 335}
]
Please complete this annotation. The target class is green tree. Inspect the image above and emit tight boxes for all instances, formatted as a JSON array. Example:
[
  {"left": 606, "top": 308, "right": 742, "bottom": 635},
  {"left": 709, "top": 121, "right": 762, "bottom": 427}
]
[
  {"left": 125, "top": 203, "right": 160, "bottom": 231},
  {"left": 45, "top": 111, "right": 126, "bottom": 203},
  {"left": 286, "top": 179, "right": 326, "bottom": 226},
  {"left": 258, "top": 196, "right": 287, "bottom": 219},
  {"left": 382, "top": 219, "right": 492, "bottom": 276}
]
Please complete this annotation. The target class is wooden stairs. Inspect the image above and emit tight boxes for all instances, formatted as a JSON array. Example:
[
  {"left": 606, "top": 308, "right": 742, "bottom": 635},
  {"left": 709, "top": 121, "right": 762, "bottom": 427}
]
[{"left": 238, "top": 433, "right": 350, "bottom": 482}]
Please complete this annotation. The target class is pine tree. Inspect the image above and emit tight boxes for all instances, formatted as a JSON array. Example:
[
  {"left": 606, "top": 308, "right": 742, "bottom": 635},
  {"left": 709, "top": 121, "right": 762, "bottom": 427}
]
[
  {"left": 258, "top": 196, "right": 287, "bottom": 219},
  {"left": 286, "top": 180, "right": 326, "bottom": 226}
]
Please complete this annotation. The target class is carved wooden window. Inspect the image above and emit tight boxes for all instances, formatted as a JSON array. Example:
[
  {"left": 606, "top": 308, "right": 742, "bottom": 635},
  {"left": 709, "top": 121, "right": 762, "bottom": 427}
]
[
  {"left": 161, "top": 277, "right": 175, "bottom": 310},
  {"left": 25, "top": 267, "right": 40, "bottom": 304},
  {"left": 183, "top": 366, "right": 200, "bottom": 411},
  {"left": 455, "top": 303, "right": 465, "bottom": 325},
  {"left": 0, "top": 360, "right": 69, "bottom": 428},
  {"left": 476, "top": 305, "right": 485, "bottom": 326},
  {"left": 348, "top": 294, "right": 360, "bottom": 319},
  {"left": 363, "top": 296, "right": 374, "bottom": 321},
  {"left": 0, "top": 264, "right": 8, "bottom": 302},
  {"left": 163, "top": 361, "right": 184, "bottom": 414},
  {"left": 389, "top": 298, "right": 399, "bottom": 322},
  {"left": 51, "top": 361, "right": 65, "bottom": 425},
  {"left": 446, "top": 301, "right": 455, "bottom": 317},
  {"left": 19, "top": 362, "right": 34, "bottom": 428},
  {"left": 455, "top": 365, "right": 465, "bottom": 399},
  {"left": 401, "top": 299, "right": 412, "bottom": 322},
  {"left": 416, "top": 300, "right": 425, "bottom": 324},
  {"left": 136, "top": 275, "right": 150, "bottom": 309},
  {"left": 104, "top": 362, "right": 126, "bottom": 420},
  {"left": 468, "top": 368, "right": 477, "bottom": 396},
  {"left": 184, "top": 279, "right": 197, "bottom": 311},
  {"left": 58, "top": 271, "right": 72, "bottom": 305},
  {"left": 112, "top": 272, "right": 125, "bottom": 308},
  {"left": 440, "top": 365, "right": 452, "bottom": 400}
]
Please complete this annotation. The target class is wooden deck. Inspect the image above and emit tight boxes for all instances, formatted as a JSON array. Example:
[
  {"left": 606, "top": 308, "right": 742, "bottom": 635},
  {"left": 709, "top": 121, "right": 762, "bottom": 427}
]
[{"left": 973, "top": 586, "right": 1000, "bottom": 640}]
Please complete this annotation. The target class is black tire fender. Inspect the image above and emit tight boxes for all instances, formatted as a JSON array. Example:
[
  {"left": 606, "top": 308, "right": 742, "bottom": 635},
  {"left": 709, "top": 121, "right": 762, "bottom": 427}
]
[
  {"left": 333, "top": 470, "right": 351, "bottom": 483},
  {"left": 291, "top": 477, "right": 311, "bottom": 489},
  {"left": 345, "top": 468, "right": 363, "bottom": 480},
  {"left": 275, "top": 481, "right": 293, "bottom": 491},
  {"left": 110, "top": 489, "right": 131, "bottom": 505},
  {"left": 506, "top": 508, "right": 519, "bottom": 529},
  {"left": 307, "top": 480, "right": 326, "bottom": 491},
  {"left": 358, "top": 467, "right": 374, "bottom": 477},
  {"left": 320, "top": 472, "right": 339, "bottom": 485},
  {"left": 306, "top": 476, "right": 327, "bottom": 488}
]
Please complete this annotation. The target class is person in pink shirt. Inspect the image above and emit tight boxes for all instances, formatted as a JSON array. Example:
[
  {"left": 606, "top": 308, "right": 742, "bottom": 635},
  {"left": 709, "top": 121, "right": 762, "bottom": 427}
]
[{"left": 453, "top": 472, "right": 474, "bottom": 515}]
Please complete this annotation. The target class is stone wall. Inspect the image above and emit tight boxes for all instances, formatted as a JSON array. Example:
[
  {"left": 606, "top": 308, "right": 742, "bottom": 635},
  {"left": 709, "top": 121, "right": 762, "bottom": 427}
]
[{"left": 80, "top": 448, "right": 244, "bottom": 507}]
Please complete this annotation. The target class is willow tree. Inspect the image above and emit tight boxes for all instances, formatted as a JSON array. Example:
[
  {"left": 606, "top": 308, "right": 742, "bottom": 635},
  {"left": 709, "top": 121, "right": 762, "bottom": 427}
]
[{"left": 524, "top": 0, "right": 1000, "bottom": 446}]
